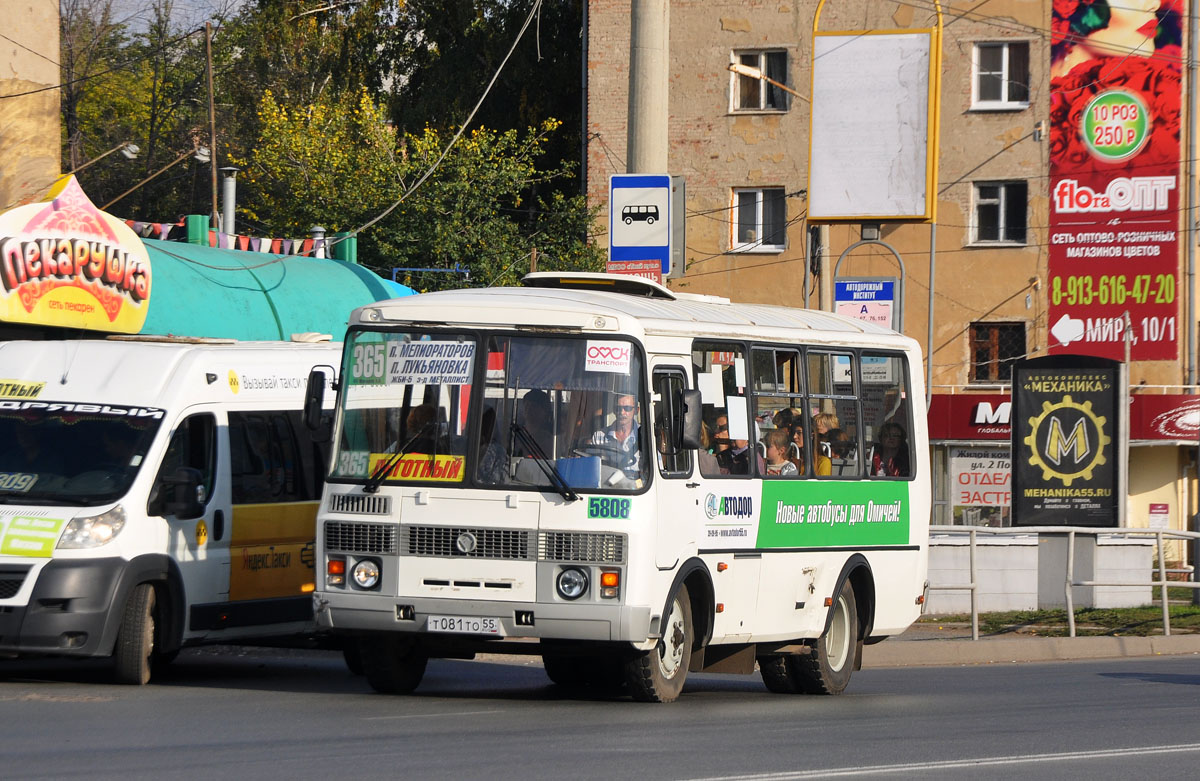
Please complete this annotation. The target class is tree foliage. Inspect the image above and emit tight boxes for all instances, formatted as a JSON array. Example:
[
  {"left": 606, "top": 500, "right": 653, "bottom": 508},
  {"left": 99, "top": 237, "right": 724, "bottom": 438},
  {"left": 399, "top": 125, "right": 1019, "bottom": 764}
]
[
  {"left": 233, "top": 89, "right": 601, "bottom": 290},
  {"left": 59, "top": 0, "right": 597, "bottom": 290}
]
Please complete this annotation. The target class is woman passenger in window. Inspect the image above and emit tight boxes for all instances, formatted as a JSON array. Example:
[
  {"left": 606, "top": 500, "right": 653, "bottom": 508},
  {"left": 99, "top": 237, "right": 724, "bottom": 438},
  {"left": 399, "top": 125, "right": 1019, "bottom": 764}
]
[
  {"left": 790, "top": 423, "right": 831, "bottom": 476},
  {"left": 871, "top": 423, "right": 910, "bottom": 477}
]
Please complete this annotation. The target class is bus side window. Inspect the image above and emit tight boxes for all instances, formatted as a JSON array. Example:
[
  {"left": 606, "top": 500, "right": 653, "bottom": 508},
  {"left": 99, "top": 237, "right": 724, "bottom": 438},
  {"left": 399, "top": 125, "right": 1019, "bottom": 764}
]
[
  {"left": 692, "top": 341, "right": 749, "bottom": 477},
  {"left": 149, "top": 413, "right": 216, "bottom": 516},
  {"left": 862, "top": 353, "right": 913, "bottom": 479}
]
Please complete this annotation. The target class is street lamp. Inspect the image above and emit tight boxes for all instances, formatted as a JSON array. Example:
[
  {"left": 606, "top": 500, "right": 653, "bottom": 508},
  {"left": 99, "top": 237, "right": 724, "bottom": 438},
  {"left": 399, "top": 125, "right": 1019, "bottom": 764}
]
[
  {"left": 726, "top": 62, "right": 810, "bottom": 102},
  {"left": 63, "top": 141, "right": 140, "bottom": 177},
  {"left": 102, "top": 147, "right": 206, "bottom": 211}
]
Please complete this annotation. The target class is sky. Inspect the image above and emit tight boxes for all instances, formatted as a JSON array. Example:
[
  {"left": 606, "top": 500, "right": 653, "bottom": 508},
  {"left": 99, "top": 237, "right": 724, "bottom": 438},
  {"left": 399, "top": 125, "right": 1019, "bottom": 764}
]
[{"left": 108, "top": 0, "right": 244, "bottom": 31}]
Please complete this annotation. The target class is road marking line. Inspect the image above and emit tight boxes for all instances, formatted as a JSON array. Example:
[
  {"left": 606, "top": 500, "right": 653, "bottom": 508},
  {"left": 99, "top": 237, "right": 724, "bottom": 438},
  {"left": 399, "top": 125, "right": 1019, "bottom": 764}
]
[
  {"left": 363, "top": 709, "right": 504, "bottom": 721},
  {"left": 683, "top": 743, "right": 1200, "bottom": 779}
]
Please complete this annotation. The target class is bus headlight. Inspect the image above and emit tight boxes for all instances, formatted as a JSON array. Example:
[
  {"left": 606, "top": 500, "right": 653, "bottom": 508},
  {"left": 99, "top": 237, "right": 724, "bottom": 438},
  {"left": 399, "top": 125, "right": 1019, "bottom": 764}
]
[
  {"left": 352, "top": 558, "right": 381, "bottom": 590},
  {"left": 58, "top": 505, "right": 127, "bottom": 549},
  {"left": 555, "top": 567, "right": 589, "bottom": 600}
]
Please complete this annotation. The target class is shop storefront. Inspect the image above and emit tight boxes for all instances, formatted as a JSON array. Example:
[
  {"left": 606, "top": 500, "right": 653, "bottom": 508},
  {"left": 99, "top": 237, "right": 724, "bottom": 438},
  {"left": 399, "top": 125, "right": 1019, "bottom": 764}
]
[{"left": 929, "top": 392, "right": 1199, "bottom": 538}]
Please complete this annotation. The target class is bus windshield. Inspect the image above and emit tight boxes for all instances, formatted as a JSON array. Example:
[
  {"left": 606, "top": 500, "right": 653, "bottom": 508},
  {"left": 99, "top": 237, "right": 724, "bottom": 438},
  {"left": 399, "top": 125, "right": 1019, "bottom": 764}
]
[
  {"left": 331, "top": 330, "right": 649, "bottom": 492},
  {"left": 0, "top": 402, "right": 164, "bottom": 506}
]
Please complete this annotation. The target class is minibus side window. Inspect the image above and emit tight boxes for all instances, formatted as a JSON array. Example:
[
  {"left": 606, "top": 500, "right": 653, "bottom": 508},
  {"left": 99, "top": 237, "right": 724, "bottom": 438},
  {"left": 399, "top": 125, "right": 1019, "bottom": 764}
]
[
  {"left": 691, "top": 341, "right": 752, "bottom": 477},
  {"left": 230, "top": 411, "right": 312, "bottom": 503},
  {"left": 150, "top": 414, "right": 216, "bottom": 515}
]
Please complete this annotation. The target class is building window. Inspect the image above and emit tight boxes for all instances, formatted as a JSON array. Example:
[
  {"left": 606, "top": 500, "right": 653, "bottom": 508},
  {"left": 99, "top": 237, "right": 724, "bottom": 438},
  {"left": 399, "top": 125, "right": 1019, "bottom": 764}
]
[
  {"left": 972, "top": 42, "right": 1029, "bottom": 109},
  {"left": 970, "top": 322, "right": 1025, "bottom": 383},
  {"left": 973, "top": 181, "right": 1027, "bottom": 244},
  {"left": 732, "top": 50, "right": 789, "bottom": 111},
  {"left": 732, "top": 188, "right": 787, "bottom": 251}
]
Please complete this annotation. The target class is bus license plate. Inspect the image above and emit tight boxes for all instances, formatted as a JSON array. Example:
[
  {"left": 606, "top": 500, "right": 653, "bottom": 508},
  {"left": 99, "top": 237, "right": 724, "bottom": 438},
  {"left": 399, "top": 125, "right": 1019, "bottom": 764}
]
[{"left": 426, "top": 615, "right": 504, "bottom": 635}]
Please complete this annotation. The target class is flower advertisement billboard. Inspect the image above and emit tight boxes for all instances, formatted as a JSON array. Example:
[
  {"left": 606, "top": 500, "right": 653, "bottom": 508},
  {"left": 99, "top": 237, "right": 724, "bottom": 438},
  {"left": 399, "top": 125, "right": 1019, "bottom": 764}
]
[{"left": 1048, "top": 0, "right": 1183, "bottom": 360}]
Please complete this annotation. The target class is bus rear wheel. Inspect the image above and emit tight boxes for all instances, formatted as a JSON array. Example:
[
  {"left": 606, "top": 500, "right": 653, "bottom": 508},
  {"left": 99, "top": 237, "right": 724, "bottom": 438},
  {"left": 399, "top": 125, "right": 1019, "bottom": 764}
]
[
  {"left": 758, "top": 654, "right": 800, "bottom": 694},
  {"left": 359, "top": 635, "right": 427, "bottom": 694},
  {"left": 625, "top": 584, "right": 692, "bottom": 702},
  {"left": 795, "top": 579, "right": 858, "bottom": 695}
]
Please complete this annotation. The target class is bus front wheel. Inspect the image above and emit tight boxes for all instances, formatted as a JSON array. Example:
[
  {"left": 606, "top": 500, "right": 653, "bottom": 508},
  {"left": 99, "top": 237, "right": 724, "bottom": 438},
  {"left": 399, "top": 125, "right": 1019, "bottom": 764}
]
[
  {"left": 625, "top": 584, "right": 692, "bottom": 702},
  {"left": 795, "top": 579, "right": 858, "bottom": 695},
  {"left": 359, "top": 635, "right": 427, "bottom": 694}
]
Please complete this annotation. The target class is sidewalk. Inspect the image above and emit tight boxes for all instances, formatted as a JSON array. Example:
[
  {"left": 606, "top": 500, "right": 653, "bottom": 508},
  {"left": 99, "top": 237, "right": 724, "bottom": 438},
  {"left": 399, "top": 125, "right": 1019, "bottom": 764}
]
[{"left": 862, "top": 622, "right": 1200, "bottom": 668}]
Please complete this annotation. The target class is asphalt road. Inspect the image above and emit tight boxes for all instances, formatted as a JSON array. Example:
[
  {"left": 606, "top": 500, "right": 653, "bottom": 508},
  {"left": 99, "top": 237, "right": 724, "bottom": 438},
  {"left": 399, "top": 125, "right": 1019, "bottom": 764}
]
[{"left": 2, "top": 647, "right": 1198, "bottom": 780}]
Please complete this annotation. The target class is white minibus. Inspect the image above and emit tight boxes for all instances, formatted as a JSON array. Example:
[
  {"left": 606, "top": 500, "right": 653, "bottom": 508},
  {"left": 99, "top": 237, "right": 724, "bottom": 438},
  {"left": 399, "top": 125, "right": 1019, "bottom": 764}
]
[{"left": 0, "top": 336, "right": 340, "bottom": 683}]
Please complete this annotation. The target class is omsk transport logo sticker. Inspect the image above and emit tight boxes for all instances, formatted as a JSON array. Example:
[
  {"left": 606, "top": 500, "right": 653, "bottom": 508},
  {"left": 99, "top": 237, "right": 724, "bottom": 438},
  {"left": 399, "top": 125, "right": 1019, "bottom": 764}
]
[{"left": 1023, "top": 394, "right": 1110, "bottom": 487}]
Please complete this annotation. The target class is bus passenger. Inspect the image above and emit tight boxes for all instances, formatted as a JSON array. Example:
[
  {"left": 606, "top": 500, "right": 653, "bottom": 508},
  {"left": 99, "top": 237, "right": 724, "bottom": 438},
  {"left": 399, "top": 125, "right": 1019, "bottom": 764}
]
[
  {"left": 871, "top": 423, "right": 910, "bottom": 477},
  {"left": 763, "top": 429, "right": 797, "bottom": 476}
]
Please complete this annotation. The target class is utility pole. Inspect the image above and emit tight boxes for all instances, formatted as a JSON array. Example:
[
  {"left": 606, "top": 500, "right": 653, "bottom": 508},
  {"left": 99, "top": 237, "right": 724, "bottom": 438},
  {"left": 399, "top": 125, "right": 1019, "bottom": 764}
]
[
  {"left": 626, "top": 0, "right": 668, "bottom": 173},
  {"left": 206, "top": 22, "right": 219, "bottom": 230}
]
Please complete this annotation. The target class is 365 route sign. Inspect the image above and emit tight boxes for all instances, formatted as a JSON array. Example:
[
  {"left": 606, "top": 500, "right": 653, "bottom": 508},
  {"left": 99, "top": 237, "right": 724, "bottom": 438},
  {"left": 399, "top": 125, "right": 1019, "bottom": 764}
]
[{"left": 609, "top": 174, "right": 671, "bottom": 282}]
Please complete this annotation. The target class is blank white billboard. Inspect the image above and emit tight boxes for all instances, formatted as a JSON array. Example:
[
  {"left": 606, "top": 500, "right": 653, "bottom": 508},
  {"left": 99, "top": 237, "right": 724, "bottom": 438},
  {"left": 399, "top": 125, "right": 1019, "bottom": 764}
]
[{"left": 808, "top": 32, "right": 935, "bottom": 221}]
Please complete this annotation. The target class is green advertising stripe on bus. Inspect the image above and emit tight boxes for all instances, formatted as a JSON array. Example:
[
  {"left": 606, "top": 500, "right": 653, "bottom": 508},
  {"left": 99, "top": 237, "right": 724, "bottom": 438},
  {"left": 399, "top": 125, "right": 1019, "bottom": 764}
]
[
  {"left": 757, "top": 481, "right": 910, "bottom": 548},
  {"left": 0, "top": 515, "right": 69, "bottom": 557}
]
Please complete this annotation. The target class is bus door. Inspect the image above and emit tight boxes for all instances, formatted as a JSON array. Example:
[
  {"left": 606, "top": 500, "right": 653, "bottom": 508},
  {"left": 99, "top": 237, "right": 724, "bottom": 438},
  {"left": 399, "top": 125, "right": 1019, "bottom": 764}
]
[
  {"left": 154, "top": 410, "right": 229, "bottom": 631},
  {"left": 651, "top": 365, "right": 699, "bottom": 568}
]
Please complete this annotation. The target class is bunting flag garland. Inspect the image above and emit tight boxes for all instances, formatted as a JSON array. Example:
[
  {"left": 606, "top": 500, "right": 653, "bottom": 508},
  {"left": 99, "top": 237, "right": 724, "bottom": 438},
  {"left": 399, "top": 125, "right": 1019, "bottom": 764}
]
[{"left": 121, "top": 217, "right": 334, "bottom": 259}]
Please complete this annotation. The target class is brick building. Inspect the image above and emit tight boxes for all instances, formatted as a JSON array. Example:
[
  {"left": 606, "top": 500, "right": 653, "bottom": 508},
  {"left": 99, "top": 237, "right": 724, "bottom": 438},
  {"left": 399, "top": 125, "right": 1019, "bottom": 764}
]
[{"left": 585, "top": 0, "right": 1199, "bottom": 542}]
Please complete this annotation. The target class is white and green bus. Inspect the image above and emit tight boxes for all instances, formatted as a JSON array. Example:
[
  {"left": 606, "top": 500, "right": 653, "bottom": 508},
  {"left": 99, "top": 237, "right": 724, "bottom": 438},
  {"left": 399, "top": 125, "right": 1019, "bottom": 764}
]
[{"left": 307, "top": 273, "right": 930, "bottom": 701}]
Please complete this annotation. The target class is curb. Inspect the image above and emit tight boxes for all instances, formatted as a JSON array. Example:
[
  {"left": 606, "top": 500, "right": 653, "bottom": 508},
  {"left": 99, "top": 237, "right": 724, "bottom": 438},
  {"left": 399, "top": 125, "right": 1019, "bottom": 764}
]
[{"left": 862, "top": 634, "right": 1200, "bottom": 668}]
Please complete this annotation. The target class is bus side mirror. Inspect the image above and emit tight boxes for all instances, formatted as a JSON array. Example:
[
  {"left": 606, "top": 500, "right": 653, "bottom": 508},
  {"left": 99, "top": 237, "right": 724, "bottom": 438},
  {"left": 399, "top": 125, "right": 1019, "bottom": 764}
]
[
  {"left": 303, "top": 369, "right": 327, "bottom": 432},
  {"left": 161, "top": 467, "right": 205, "bottom": 520},
  {"left": 679, "top": 389, "right": 702, "bottom": 450}
]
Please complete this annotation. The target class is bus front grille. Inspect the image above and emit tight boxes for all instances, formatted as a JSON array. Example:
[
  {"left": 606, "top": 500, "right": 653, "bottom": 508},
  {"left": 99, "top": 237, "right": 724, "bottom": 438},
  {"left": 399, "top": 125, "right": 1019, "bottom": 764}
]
[
  {"left": 325, "top": 521, "right": 397, "bottom": 554},
  {"left": 538, "top": 532, "right": 626, "bottom": 564},
  {"left": 0, "top": 566, "right": 31, "bottom": 599},
  {"left": 328, "top": 494, "right": 392, "bottom": 515},
  {"left": 403, "top": 526, "right": 533, "bottom": 560}
]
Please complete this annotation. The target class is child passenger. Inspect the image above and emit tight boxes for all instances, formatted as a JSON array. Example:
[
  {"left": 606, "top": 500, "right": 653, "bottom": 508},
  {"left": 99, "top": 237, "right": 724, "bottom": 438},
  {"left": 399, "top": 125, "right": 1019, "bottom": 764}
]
[{"left": 763, "top": 429, "right": 797, "bottom": 476}]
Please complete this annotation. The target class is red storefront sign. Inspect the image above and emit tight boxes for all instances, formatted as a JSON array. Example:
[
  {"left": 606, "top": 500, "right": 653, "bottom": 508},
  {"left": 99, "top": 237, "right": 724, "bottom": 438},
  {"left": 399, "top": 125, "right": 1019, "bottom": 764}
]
[
  {"left": 929, "top": 392, "right": 1200, "bottom": 442},
  {"left": 1047, "top": 2, "right": 1184, "bottom": 361}
]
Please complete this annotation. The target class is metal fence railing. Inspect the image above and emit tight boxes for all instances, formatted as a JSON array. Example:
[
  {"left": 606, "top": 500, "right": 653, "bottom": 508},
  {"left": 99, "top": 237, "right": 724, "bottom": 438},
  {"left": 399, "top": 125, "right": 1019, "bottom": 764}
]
[{"left": 926, "top": 525, "right": 1200, "bottom": 640}]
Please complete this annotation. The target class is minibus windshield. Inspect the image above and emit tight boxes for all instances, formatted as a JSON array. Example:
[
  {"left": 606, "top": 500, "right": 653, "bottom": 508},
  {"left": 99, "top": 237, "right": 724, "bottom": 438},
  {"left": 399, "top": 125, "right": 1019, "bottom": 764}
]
[{"left": 0, "top": 402, "right": 164, "bottom": 505}]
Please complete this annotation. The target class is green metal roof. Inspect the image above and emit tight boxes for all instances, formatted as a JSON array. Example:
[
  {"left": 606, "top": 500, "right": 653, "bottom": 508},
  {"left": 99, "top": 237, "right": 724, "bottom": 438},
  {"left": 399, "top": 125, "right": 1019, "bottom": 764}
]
[{"left": 140, "top": 239, "right": 411, "bottom": 341}]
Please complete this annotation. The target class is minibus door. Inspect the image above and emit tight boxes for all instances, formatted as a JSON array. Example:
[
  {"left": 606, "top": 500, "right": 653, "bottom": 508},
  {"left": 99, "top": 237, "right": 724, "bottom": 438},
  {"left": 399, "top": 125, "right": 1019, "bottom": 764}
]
[
  {"left": 651, "top": 366, "right": 699, "bottom": 568},
  {"left": 154, "top": 411, "right": 231, "bottom": 634}
]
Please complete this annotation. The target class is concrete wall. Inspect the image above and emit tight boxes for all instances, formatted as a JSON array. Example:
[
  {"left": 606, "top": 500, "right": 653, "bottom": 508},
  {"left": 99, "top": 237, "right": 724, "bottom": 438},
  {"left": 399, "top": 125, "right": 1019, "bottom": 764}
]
[
  {"left": 926, "top": 533, "right": 1155, "bottom": 615},
  {"left": 0, "top": 2, "right": 60, "bottom": 210}
]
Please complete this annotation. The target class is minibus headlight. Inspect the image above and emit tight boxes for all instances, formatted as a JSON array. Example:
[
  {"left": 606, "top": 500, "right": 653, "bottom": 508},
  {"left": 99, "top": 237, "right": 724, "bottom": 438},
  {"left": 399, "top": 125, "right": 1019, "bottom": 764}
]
[
  {"left": 555, "top": 567, "right": 588, "bottom": 600},
  {"left": 352, "top": 558, "right": 381, "bottom": 590},
  {"left": 58, "top": 505, "right": 127, "bottom": 549}
]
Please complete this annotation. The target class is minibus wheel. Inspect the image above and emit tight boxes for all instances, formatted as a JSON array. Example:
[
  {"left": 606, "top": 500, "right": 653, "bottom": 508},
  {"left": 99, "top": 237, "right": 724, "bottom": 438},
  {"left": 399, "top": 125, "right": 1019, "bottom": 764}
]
[
  {"left": 359, "top": 635, "right": 427, "bottom": 694},
  {"left": 795, "top": 579, "right": 858, "bottom": 695},
  {"left": 113, "top": 583, "right": 156, "bottom": 685},
  {"left": 625, "top": 584, "right": 692, "bottom": 702}
]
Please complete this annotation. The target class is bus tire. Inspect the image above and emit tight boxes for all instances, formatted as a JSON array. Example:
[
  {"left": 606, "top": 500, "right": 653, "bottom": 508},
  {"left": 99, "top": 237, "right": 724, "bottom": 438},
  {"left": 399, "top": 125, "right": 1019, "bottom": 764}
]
[
  {"left": 113, "top": 583, "right": 156, "bottom": 685},
  {"left": 758, "top": 655, "right": 799, "bottom": 694},
  {"left": 625, "top": 584, "right": 692, "bottom": 702},
  {"left": 795, "top": 579, "right": 858, "bottom": 695},
  {"left": 360, "top": 635, "right": 426, "bottom": 694}
]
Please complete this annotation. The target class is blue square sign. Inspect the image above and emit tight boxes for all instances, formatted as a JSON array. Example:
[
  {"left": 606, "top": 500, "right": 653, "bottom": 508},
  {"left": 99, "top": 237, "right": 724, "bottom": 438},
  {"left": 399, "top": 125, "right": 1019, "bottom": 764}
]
[{"left": 609, "top": 174, "right": 671, "bottom": 276}]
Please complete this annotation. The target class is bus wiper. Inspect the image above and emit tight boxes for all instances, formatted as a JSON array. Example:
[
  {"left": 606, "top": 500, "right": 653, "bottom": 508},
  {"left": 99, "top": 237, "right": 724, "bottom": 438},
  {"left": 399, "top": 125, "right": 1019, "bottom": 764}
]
[
  {"left": 510, "top": 423, "right": 578, "bottom": 502},
  {"left": 363, "top": 423, "right": 435, "bottom": 494}
]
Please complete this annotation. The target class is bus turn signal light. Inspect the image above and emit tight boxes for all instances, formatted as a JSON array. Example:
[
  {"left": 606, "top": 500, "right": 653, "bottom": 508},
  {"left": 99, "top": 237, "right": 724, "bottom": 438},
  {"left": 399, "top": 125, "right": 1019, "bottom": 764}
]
[{"left": 327, "top": 557, "right": 346, "bottom": 587}]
